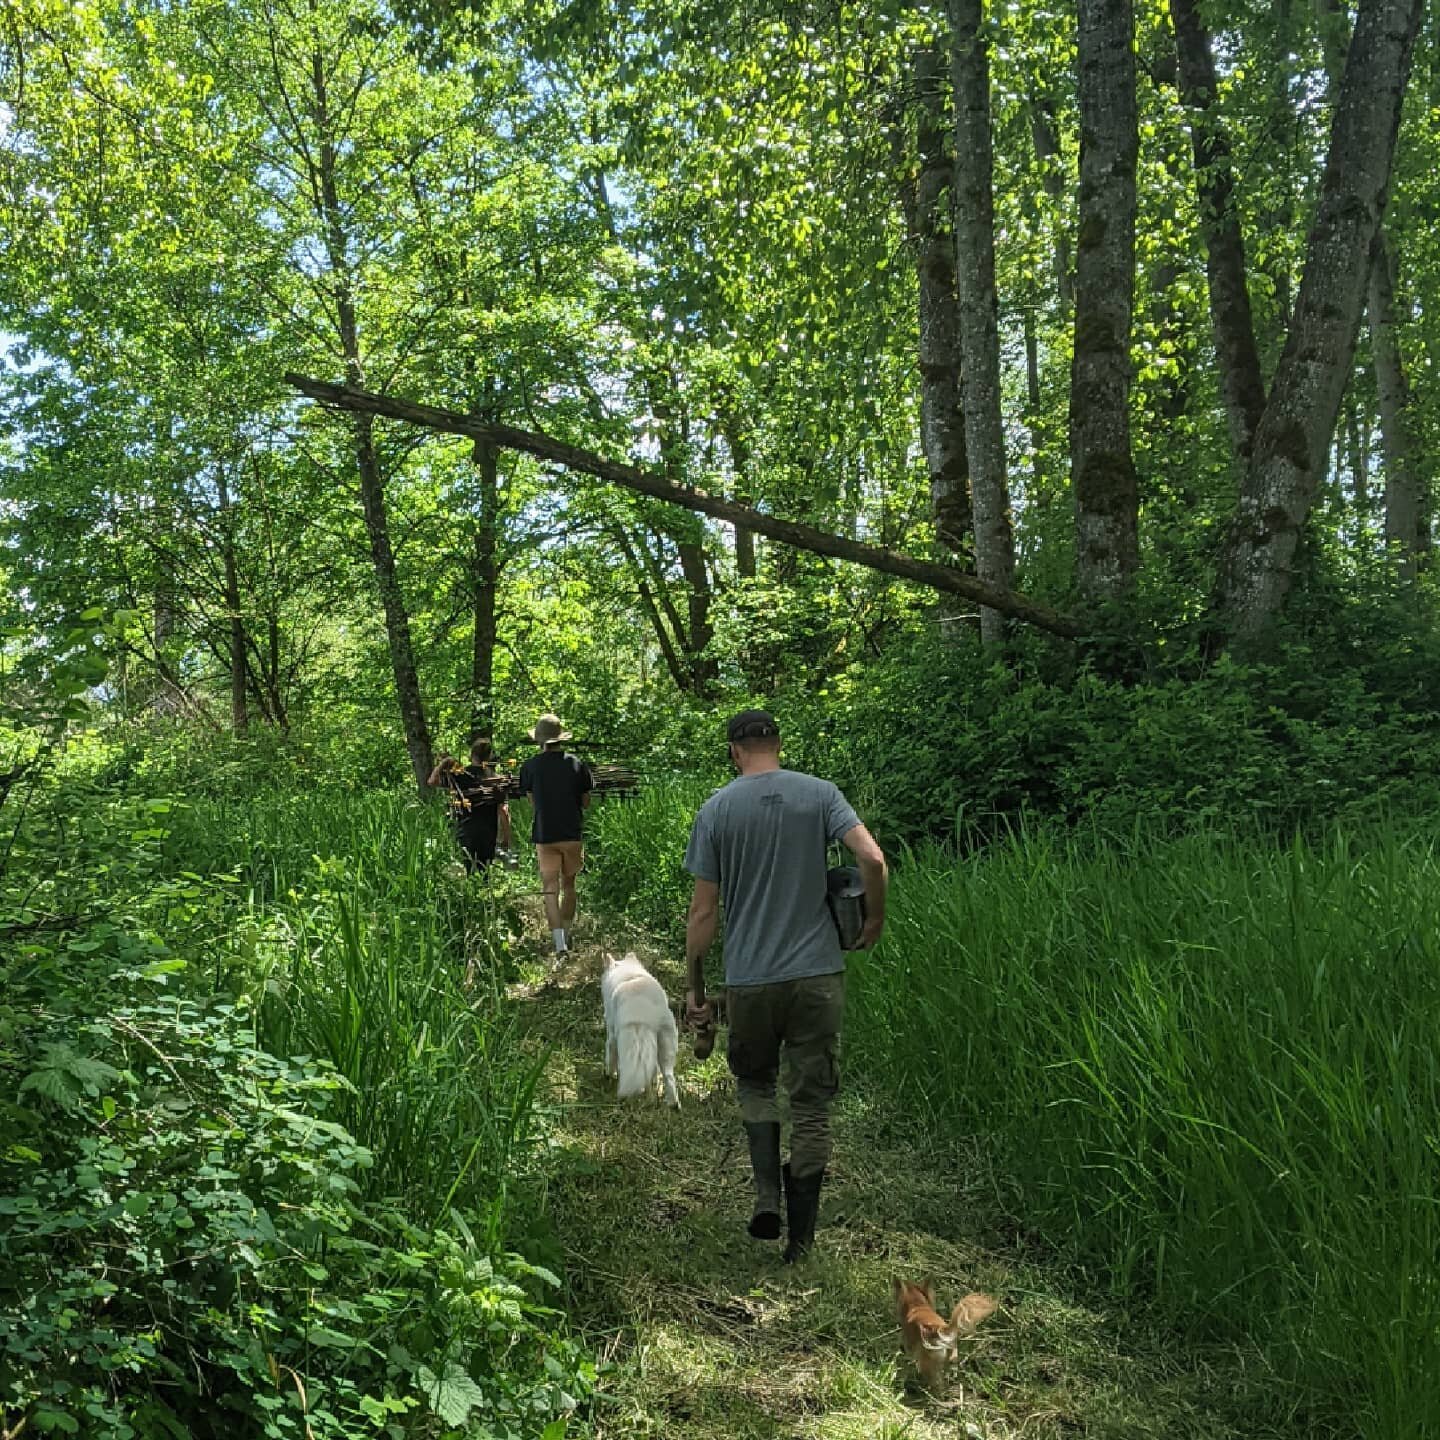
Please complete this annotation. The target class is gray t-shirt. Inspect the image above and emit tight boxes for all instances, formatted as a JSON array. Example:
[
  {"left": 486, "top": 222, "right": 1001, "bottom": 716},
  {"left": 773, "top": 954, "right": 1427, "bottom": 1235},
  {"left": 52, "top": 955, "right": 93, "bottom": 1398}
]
[{"left": 683, "top": 768, "right": 861, "bottom": 987}]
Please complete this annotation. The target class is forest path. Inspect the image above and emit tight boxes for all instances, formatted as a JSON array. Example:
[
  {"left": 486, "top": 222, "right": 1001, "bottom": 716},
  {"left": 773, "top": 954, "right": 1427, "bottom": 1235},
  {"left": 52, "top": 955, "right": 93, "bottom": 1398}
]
[{"left": 507, "top": 906, "right": 1269, "bottom": 1440}]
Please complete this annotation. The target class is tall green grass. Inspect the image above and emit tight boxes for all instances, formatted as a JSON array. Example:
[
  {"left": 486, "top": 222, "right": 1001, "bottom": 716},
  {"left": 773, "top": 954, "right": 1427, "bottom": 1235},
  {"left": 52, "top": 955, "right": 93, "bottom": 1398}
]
[
  {"left": 847, "top": 825, "right": 1440, "bottom": 1438},
  {"left": 584, "top": 795, "right": 1440, "bottom": 1439},
  {"left": 163, "top": 790, "right": 544, "bottom": 1237}
]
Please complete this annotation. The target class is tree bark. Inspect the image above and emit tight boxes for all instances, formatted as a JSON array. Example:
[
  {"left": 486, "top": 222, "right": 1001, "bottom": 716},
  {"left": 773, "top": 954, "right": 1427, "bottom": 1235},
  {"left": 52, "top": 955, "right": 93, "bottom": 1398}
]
[
  {"left": 1024, "top": 310, "right": 1045, "bottom": 495},
  {"left": 1369, "top": 233, "right": 1426, "bottom": 576},
  {"left": 1212, "top": 0, "right": 1424, "bottom": 639},
  {"left": 1317, "top": 0, "right": 1424, "bottom": 579},
  {"left": 720, "top": 416, "right": 758, "bottom": 577},
  {"left": 613, "top": 527, "right": 691, "bottom": 690},
  {"left": 677, "top": 537, "right": 715, "bottom": 693},
  {"left": 308, "top": 47, "right": 432, "bottom": 790},
  {"left": 285, "top": 373, "right": 1085, "bottom": 638},
  {"left": 947, "top": 0, "right": 1016, "bottom": 645},
  {"left": 1028, "top": 98, "right": 1074, "bottom": 316},
  {"left": 1071, "top": 0, "right": 1141, "bottom": 603},
  {"left": 1170, "top": 0, "right": 1267, "bottom": 466},
  {"left": 898, "top": 40, "right": 972, "bottom": 556},
  {"left": 216, "top": 465, "right": 248, "bottom": 736},
  {"left": 470, "top": 435, "right": 500, "bottom": 734}
]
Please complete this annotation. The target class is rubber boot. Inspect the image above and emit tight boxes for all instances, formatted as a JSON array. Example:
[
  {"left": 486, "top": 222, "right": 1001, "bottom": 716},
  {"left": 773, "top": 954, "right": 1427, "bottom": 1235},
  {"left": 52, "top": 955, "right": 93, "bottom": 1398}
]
[
  {"left": 743, "top": 1122, "right": 782, "bottom": 1240},
  {"left": 782, "top": 1162, "right": 825, "bottom": 1263}
]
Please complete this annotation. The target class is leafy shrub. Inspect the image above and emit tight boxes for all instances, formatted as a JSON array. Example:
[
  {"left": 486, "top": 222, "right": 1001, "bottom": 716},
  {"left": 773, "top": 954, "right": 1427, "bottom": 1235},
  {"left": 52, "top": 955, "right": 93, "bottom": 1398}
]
[{"left": 1, "top": 993, "right": 591, "bottom": 1439}]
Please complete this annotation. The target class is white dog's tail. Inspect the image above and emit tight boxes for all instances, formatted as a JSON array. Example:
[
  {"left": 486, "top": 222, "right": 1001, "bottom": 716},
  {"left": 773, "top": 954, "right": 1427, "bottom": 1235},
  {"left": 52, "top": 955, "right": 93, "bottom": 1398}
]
[{"left": 616, "top": 1023, "right": 658, "bottom": 1099}]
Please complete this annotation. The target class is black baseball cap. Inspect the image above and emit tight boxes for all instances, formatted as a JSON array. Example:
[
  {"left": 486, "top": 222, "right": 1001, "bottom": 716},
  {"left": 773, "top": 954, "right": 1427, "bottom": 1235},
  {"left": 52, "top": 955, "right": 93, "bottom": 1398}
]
[{"left": 726, "top": 709, "right": 780, "bottom": 743}]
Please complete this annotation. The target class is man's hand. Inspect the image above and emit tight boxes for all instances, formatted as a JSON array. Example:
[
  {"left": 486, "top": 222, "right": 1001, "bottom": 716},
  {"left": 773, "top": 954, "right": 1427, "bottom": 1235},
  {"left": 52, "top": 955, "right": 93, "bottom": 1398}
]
[
  {"left": 857, "top": 915, "right": 884, "bottom": 950},
  {"left": 685, "top": 990, "right": 713, "bottom": 1028}
]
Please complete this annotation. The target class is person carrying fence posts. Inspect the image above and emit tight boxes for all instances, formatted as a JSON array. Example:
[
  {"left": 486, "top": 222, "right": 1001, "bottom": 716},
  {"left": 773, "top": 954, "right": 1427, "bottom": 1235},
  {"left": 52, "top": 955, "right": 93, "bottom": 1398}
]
[
  {"left": 427, "top": 736, "right": 512, "bottom": 874},
  {"left": 519, "top": 713, "right": 593, "bottom": 956},
  {"left": 682, "top": 709, "right": 888, "bottom": 1262}
]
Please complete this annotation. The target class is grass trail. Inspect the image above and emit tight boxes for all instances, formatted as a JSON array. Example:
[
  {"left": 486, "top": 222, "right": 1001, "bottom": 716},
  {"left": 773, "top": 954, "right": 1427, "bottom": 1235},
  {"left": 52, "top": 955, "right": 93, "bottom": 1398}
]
[{"left": 508, "top": 904, "right": 1285, "bottom": 1440}]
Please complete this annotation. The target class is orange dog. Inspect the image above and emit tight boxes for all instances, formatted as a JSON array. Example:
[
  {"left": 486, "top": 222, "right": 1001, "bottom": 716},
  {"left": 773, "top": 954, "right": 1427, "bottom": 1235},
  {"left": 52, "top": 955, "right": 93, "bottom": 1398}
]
[{"left": 893, "top": 1278, "right": 997, "bottom": 1388}]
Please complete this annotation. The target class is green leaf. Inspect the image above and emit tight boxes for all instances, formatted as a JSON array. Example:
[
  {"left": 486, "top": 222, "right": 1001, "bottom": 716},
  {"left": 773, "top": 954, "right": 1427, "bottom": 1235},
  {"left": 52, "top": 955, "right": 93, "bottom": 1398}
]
[{"left": 418, "top": 1363, "right": 485, "bottom": 1428}]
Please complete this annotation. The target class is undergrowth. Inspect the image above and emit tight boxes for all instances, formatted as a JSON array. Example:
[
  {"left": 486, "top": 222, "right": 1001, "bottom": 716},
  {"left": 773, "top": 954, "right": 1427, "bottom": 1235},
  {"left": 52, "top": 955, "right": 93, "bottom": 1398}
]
[{"left": 1, "top": 752, "right": 593, "bottom": 1438}]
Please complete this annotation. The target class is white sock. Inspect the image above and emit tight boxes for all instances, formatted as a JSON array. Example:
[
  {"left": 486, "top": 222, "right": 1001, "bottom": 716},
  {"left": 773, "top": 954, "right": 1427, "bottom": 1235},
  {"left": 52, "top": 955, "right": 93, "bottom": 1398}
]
[{"left": 552, "top": 928, "right": 568, "bottom": 954}]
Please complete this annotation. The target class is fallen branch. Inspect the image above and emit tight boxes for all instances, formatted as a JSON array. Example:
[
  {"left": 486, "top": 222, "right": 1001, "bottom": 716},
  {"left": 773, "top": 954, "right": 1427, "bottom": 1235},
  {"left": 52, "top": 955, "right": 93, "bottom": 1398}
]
[{"left": 285, "top": 373, "right": 1083, "bottom": 639}]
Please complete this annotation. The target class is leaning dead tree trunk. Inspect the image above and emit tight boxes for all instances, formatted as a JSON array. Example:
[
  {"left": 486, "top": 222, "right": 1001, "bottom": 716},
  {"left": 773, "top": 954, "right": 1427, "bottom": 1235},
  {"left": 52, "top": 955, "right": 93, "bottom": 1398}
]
[
  {"left": 1071, "top": 0, "right": 1141, "bottom": 603},
  {"left": 1211, "top": 0, "right": 1425, "bottom": 639},
  {"left": 895, "top": 39, "right": 971, "bottom": 557},
  {"left": 285, "top": 373, "right": 1085, "bottom": 639},
  {"left": 1170, "top": 0, "right": 1267, "bottom": 466},
  {"left": 947, "top": 0, "right": 1016, "bottom": 644}
]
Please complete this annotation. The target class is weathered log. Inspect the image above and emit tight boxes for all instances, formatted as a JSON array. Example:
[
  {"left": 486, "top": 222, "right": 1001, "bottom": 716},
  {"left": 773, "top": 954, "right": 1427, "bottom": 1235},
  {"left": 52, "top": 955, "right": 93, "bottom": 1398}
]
[{"left": 284, "top": 372, "right": 1084, "bottom": 639}]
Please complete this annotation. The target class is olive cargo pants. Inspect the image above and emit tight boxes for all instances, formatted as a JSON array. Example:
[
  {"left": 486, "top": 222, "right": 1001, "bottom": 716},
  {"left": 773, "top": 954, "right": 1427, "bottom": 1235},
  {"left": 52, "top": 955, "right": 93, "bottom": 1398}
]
[{"left": 726, "top": 972, "right": 844, "bottom": 1180}]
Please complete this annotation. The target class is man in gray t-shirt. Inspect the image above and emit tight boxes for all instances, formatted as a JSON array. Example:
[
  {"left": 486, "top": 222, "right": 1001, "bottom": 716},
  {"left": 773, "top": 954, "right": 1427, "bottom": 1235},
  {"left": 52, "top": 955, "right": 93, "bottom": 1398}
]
[{"left": 683, "top": 709, "right": 887, "bottom": 1262}]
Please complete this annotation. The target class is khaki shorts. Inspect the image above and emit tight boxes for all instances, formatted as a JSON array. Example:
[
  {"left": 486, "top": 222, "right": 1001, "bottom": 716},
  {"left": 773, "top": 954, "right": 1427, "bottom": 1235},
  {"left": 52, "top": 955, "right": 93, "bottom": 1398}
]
[{"left": 536, "top": 840, "right": 584, "bottom": 884}]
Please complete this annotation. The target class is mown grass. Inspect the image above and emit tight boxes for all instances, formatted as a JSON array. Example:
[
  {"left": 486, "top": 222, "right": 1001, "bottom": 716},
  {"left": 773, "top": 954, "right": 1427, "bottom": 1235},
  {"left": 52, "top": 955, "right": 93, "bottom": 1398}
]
[{"left": 584, "top": 783, "right": 1440, "bottom": 1439}]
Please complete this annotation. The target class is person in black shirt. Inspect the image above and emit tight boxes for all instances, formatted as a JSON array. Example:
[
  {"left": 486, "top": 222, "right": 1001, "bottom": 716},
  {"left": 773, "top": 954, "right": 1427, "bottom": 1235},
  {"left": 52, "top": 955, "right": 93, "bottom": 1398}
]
[
  {"left": 519, "top": 713, "right": 592, "bottom": 955},
  {"left": 427, "top": 737, "right": 512, "bottom": 873}
]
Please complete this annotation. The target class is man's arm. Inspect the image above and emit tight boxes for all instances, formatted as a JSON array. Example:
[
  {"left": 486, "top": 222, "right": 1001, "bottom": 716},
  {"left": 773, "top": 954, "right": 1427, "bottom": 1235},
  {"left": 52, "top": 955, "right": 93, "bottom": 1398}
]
[
  {"left": 842, "top": 823, "right": 888, "bottom": 947},
  {"left": 426, "top": 756, "right": 456, "bottom": 788},
  {"left": 498, "top": 801, "right": 512, "bottom": 849},
  {"left": 685, "top": 877, "right": 720, "bottom": 1017}
]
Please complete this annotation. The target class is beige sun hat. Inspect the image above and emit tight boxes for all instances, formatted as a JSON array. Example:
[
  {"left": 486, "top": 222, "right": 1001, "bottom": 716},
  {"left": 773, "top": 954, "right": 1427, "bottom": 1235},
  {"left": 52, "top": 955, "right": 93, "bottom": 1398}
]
[{"left": 529, "top": 712, "right": 572, "bottom": 744}]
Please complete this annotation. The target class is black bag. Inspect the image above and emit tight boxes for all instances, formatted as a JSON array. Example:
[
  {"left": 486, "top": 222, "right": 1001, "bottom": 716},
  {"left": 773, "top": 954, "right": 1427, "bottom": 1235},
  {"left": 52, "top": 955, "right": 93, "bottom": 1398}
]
[{"left": 826, "top": 865, "right": 867, "bottom": 950}]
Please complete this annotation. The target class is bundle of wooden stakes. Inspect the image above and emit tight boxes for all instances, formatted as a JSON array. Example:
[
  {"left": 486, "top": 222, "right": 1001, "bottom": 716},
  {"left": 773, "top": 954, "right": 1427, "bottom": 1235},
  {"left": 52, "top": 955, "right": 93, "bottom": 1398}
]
[{"left": 466, "top": 764, "right": 639, "bottom": 804}]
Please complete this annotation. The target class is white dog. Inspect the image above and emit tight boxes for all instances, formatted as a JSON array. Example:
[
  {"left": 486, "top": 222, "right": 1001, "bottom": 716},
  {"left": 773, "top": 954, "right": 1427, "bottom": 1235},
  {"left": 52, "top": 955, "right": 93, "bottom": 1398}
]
[{"left": 601, "top": 953, "right": 680, "bottom": 1108}]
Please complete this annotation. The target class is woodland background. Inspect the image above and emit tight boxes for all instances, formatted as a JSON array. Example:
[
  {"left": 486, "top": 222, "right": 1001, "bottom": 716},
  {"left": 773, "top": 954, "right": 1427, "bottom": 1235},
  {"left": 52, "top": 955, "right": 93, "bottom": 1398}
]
[{"left": 3, "top": 0, "right": 1440, "bottom": 1437}]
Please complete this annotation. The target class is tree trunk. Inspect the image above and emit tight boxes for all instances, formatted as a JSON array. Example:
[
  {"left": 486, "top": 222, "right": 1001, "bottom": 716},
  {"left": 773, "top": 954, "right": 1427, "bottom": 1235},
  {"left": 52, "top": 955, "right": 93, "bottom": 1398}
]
[
  {"left": 1369, "top": 233, "right": 1426, "bottom": 576},
  {"left": 309, "top": 48, "right": 432, "bottom": 789},
  {"left": 1212, "top": 0, "right": 1424, "bottom": 639},
  {"left": 677, "top": 537, "right": 715, "bottom": 693},
  {"left": 1170, "top": 0, "right": 1267, "bottom": 465},
  {"left": 1071, "top": 0, "right": 1141, "bottom": 603},
  {"left": 1317, "top": 0, "right": 1424, "bottom": 580},
  {"left": 286, "top": 372, "right": 1085, "bottom": 638},
  {"left": 470, "top": 436, "right": 500, "bottom": 734},
  {"left": 721, "top": 418, "right": 758, "bottom": 577},
  {"left": 614, "top": 527, "right": 691, "bottom": 690},
  {"left": 1028, "top": 98, "right": 1074, "bottom": 316},
  {"left": 216, "top": 466, "right": 248, "bottom": 736},
  {"left": 899, "top": 39, "right": 971, "bottom": 556},
  {"left": 1024, "top": 309, "right": 1045, "bottom": 496},
  {"left": 948, "top": 0, "right": 1016, "bottom": 645}
]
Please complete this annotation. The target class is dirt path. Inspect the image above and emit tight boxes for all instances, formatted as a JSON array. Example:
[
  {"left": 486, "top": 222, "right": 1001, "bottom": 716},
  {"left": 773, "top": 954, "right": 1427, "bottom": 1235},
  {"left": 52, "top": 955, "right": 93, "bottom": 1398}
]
[{"left": 509, "top": 910, "right": 1278, "bottom": 1440}]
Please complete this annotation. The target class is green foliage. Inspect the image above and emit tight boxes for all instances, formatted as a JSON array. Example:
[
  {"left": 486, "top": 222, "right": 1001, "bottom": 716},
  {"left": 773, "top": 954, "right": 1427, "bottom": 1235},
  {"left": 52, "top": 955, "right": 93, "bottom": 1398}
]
[
  {"left": 0, "top": 738, "right": 594, "bottom": 1439},
  {"left": 1, "top": 993, "right": 589, "bottom": 1438},
  {"left": 780, "top": 625, "right": 1440, "bottom": 848},
  {"left": 585, "top": 780, "right": 714, "bottom": 952}
]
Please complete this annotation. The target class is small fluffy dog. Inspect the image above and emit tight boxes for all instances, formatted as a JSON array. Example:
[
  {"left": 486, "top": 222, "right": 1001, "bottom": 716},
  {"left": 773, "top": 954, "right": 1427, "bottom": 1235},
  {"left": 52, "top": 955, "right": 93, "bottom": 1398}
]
[
  {"left": 893, "top": 1278, "right": 997, "bottom": 1388},
  {"left": 602, "top": 953, "right": 680, "bottom": 1108}
]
